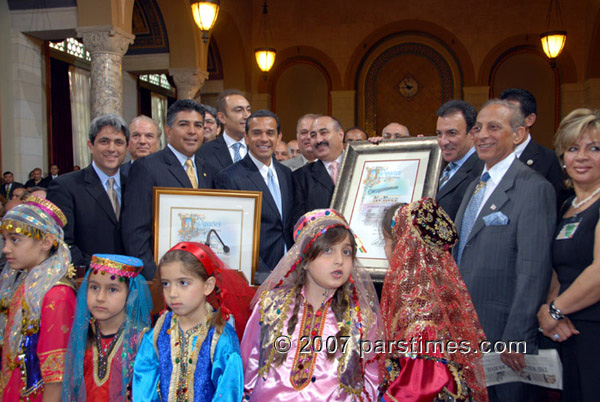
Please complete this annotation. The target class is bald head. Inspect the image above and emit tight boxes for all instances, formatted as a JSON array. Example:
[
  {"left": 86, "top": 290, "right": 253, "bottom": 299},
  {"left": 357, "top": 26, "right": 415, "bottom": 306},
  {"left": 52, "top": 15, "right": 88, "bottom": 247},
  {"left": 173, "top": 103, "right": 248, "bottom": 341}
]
[{"left": 382, "top": 123, "right": 410, "bottom": 139}]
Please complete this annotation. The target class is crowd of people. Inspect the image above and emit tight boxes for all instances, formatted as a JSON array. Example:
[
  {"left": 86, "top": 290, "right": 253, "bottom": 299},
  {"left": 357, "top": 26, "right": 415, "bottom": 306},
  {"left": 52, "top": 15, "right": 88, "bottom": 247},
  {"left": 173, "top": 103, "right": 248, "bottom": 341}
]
[{"left": 0, "top": 87, "right": 599, "bottom": 401}]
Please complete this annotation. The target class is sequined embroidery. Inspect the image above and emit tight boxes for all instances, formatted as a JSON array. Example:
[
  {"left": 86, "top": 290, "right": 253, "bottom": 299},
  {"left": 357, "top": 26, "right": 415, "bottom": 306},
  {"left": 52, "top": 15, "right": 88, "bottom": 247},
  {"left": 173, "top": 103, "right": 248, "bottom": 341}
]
[
  {"left": 92, "top": 321, "right": 125, "bottom": 387},
  {"left": 290, "top": 298, "right": 332, "bottom": 390}
]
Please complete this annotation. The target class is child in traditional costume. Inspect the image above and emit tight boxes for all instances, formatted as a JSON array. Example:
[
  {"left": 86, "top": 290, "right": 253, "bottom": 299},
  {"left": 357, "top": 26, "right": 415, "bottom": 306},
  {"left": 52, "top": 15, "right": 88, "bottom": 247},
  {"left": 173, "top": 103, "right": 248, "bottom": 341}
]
[
  {"left": 132, "top": 242, "right": 246, "bottom": 401},
  {"left": 241, "top": 209, "right": 381, "bottom": 401},
  {"left": 380, "top": 198, "right": 488, "bottom": 401},
  {"left": 61, "top": 254, "right": 153, "bottom": 401},
  {"left": 0, "top": 197, "right": 76, "bottom": 401}
]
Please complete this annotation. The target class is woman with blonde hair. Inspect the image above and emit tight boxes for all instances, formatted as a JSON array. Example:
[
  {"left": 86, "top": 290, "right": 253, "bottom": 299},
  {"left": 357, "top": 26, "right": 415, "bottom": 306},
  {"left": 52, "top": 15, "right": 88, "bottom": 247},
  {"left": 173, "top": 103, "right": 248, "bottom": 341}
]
[{"left": 537, "top": 108, "right": 600, "bottom": 401}]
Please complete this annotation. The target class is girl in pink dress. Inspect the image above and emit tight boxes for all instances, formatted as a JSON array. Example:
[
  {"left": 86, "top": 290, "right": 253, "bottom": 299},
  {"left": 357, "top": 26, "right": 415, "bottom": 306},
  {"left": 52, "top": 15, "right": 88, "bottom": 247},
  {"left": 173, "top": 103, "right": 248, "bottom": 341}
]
[
  {"left": 0, "top": 197, "right": 76, "bottom": 401},
  {"left": 242, "top": 209, "right": 381, "bottom": 401}
]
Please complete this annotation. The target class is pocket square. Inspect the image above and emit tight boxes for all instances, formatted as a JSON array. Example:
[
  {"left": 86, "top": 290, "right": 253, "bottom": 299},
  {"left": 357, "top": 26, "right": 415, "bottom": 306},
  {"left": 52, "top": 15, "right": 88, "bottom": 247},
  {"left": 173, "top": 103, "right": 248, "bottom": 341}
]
[{"left": 483, "top": 211, "right": 509, "bottom": 226}]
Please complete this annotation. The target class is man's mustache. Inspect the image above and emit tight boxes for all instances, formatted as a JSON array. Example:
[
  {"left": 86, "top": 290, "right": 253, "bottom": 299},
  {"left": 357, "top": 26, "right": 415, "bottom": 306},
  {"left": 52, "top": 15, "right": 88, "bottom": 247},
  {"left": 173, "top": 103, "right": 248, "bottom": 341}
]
[{"left": 315, "top": 141, "right": 329, "bottom": 148}]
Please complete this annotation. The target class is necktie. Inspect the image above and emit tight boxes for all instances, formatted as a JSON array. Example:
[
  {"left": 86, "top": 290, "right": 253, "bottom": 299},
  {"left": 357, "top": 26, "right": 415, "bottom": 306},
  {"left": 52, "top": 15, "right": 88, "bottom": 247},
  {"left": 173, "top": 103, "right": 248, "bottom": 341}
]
[
  {"left": 329, "top": 161, "right": 339, "bottom": 185},
  {"left": 107, "top": 178, "right": 120, "bottom": 220},
  {"left": 439, "top": 162, "right": 455, "bottom": 189},
  {"left": 232, "top": 143, "right": 242, "bottom": 163},
  {"left": 267, "top": 169, "right": 283, "bottom": 218},
  {"left": 456, "top": 172, "right": 490, "bottom": 264},
  {"left": 185, "top": 159, "right": 198, "bottom": 189}
]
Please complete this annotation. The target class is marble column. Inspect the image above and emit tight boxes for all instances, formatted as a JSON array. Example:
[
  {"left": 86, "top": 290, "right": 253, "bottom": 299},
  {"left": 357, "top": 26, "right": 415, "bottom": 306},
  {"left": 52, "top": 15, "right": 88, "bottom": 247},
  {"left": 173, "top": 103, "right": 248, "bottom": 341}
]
[
  {"left": 169, "top": 68, "right": 209, "bottom": 101},
  {"left": 77, "top": 26, "right": 134, "bottom": 118}
]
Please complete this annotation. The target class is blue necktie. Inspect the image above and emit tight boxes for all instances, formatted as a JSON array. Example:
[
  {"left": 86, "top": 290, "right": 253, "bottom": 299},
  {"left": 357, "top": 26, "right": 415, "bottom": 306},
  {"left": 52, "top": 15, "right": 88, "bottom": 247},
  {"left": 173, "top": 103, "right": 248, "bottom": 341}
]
[
  {"left": 267, "top": 169, "right": 283, "bottom": 218},
  {"left": 456, "top": 172, "right": 490, "bottom": 264},
  {"left": 439, "top": 162, "right": 456, "bottom": 189},
  {"left": 232, "top": 142, "right": 242, "bottom": 163}
]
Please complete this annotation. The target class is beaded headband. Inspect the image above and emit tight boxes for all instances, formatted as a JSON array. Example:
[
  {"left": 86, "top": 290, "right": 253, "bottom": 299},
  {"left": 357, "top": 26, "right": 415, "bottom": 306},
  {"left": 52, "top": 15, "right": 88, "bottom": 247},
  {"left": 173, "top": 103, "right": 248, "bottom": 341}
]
[
  {"left": 393, "top": 198, "right": 458, "bottom": 251},
  {"left": 24, "top": 196, "right": 67, "bottom": 228},
  {"left": 90, "top": 254, "right": 144, "bottom": 280}
]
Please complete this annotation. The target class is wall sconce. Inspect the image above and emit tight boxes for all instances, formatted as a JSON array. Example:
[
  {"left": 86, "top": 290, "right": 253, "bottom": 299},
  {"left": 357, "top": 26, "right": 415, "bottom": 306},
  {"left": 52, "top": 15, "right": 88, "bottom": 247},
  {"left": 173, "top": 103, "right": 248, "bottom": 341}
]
[
  {"left": 540, "top": 0, "right": 566, "bottom": 60},
  {"left": 254, "top": 1, "right": 276, "bottom": 73},
  {"left": 190, "top": 0, "right": 220, "bottom": 43}
]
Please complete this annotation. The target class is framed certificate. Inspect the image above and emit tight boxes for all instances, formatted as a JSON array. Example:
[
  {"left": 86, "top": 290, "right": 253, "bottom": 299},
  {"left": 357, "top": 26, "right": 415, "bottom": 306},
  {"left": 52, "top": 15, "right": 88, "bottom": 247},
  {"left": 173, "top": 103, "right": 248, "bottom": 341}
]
[
  {"left": 331, "top": 137, "right": 442, "bottom": 280},
  {"left": 153, "top": 187, "right": 262, "bottom": 283}
]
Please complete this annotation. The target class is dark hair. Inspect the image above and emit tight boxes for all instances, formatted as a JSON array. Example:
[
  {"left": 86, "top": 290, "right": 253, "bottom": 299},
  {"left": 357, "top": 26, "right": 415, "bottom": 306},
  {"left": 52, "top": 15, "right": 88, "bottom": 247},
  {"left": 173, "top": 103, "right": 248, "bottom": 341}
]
[
  {"left": 245, "top": 109, "right": 281, "bottom": 134},
  {"left": 3, "top": 171, "right": 12, "bottom": 176},
  {"left": 325, "top": 116, "right": 343, "bottom": 132},
  {"left": 165, "top": 100, "right": 205, "bottom": 128},
  {"left": 216, "top": 89, "right": 248, "bottom": 114},
  {"left": 88, "top": 114, "right": 130, "bottom": 144},
  {"left": 275, "top": 225, "right": 356, "bottom": 365},
  {"left": 499, "top": 88, "right": 537, "bottom": 117},
  {"left": 202, "top": 104, "right": 221, "bottom": 128},
  {"left": 381, "top": 203, "right": 406, "bottom": 240},
  {"left": 344, "top": 127, "right": 368, "bottom": 142},
  {"left": 437, "top": 100, "right": 478, "bottom": 133},
  {"left": 158, "top": 250, "right": 226, "bottom": 333}
]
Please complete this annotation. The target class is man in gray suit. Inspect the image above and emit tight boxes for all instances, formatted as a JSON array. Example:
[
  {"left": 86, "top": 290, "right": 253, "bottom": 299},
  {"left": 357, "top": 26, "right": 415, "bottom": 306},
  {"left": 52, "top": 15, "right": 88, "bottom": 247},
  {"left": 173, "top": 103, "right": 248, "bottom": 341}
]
[
  {"left": 282, "top": 114, "right": 318, "bottom": 171},
  {"left": 454, "top": 99, "right": 555, "bottom": 401}
]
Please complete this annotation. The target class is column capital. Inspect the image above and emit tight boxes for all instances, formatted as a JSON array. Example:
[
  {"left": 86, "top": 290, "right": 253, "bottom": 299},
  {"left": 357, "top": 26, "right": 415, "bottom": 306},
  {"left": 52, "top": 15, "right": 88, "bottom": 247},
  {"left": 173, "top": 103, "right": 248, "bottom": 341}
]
[
  {"left": 77, "top": 25, "right": 135, "bottom": 56},
  {"left": 169, "top": 68, "right": 209, "bottom": 100}
]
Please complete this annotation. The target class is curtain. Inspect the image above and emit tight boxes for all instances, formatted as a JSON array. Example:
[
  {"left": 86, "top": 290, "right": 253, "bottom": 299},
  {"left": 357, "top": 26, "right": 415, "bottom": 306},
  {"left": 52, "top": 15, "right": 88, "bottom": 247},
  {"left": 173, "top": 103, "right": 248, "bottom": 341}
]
[
  {"left": 68, "top": 65, "right": 91, "bottom": 167},
  {"left": 151, "top": 93, "right": 167, "bottom": 149}
]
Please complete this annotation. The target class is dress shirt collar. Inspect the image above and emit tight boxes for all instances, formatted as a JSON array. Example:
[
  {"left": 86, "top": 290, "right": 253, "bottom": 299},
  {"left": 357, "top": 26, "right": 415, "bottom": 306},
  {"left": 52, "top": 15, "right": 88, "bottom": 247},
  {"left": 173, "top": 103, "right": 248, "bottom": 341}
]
[
  {"left": 223, "top": 131, "right": 246, "bottom": 149},
  {"left": 482, "top": 152, "right": 516, "bottom": 187},
  {"left": 167, "top": 143, "right": 195, "bottom": 169},
  {"left": 514, "top": 134, "right": 531, "bottom": 158},
  {"left": 248, "top": 152, "right": 276, "bottom": 181},
  {"left": 92, "top": 161, "right": 121, "bottom": 189},
  {"left": 322, "top": 152, "right": 344, "bottom": 171},
  {"left": 454, "top": 147, "right": 476, "bottom": 169}
]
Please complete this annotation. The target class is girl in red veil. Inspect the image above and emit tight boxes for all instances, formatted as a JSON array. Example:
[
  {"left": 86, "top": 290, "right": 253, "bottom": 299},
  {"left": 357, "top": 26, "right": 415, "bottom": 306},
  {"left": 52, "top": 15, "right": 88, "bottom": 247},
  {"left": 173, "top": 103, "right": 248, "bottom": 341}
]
[{"left": 380, "top": 198, "right": 488, "bottom": 401}]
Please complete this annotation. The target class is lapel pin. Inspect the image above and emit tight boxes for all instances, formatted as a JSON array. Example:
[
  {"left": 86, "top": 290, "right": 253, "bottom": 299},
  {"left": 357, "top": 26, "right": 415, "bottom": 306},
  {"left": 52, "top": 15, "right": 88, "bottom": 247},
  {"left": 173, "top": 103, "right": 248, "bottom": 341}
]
[
  {"left": 490, "top": 204, "right": 497, "bottom": 210},
  {"left": 203, "top": 173, "right": 207, "bottom": 176},
  {"left": 527, "top": 159, "right": 534, "bottom": 166}
]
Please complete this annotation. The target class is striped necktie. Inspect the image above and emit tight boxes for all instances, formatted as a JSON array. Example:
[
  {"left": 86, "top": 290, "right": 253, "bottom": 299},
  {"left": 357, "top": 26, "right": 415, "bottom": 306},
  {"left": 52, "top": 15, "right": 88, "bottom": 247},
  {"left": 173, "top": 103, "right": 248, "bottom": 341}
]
[{"left": 456, "top": 172, "right": 490, "bottom": 264}]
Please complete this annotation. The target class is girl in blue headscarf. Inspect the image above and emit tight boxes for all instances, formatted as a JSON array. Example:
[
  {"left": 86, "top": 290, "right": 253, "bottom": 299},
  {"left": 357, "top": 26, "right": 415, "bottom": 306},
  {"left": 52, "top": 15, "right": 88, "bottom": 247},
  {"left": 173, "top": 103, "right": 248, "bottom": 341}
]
[{"left": 61, "top": 254, "right": 153, "bottom": 401}]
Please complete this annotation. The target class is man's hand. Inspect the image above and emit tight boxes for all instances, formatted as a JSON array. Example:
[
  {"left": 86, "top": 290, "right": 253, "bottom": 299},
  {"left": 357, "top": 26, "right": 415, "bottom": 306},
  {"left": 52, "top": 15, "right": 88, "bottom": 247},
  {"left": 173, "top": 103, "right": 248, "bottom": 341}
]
[{"left": 500, "top": 351, "right": 525, "bottom": 372}]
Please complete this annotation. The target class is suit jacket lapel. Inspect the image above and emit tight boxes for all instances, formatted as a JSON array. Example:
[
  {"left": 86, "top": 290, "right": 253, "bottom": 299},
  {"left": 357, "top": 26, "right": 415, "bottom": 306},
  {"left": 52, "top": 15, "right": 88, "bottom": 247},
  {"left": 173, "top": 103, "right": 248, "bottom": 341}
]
[
  {"left": 519, "top": 140, "right": 540, "bottom": 166},
  {"left": 163, "top": 147, "right": 193, "bottom": 187},
  {"left": 216, "top": 135, "right": 233, "bottom": 167},
  {"left": 242, "top": 157, "right": 280, "bottom": 217},
  {"left": 467, "top": 160, "right": 518, "bottom": 243},
  {"left": 312, "top": 160, "right": 334, "bottom": 191},
  {"left": 83, "top": 166, "right": 117, "bottom": 224}
]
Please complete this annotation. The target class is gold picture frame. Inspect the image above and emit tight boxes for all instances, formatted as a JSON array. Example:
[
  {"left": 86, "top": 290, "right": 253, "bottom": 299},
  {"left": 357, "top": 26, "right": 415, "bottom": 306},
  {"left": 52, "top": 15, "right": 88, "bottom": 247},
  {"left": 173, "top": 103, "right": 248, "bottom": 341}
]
[{"left": 153, "top": 187, "right": 262, "bottom": 284}]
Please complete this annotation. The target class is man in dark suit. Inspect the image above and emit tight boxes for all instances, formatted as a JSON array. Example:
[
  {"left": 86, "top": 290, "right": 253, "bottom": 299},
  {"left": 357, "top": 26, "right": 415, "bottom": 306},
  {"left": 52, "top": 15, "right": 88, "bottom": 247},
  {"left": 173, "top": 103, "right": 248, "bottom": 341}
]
[
  {"left": 47, "top": 114, "right": 129, "bottom": 268},
  {"left": 435, "top": 100, "right": 484, "bottom": 220},
  {"left": 42, "top": 164, "right": 60, "bottom": 186},
  {"left": 215, "top": 110, "right": 294, "bottom": 284},
  {"left": 122, "top": 100, "right": 217, "bottom": 279},
  {"left": 500, "top": 88, "right": 569, "bottom": 207},
  {"left": 454, "top": 100, "right": 555, "bottom": 401},
  {"left": 197, "top": 89, "right": 251, "bottom": 171},
  {"left": 293, "top": 115, "right": 344, "bottom": 223},
  {"left": 1, "top": 171, "right": 24, "bottom": 200}
]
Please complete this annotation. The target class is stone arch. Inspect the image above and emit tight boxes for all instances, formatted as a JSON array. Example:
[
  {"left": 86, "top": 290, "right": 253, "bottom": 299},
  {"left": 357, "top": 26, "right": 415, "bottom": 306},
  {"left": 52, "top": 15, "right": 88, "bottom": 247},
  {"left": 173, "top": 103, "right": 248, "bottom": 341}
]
[
  {"left": 346, "top": 20, "right": 475, "bottom": 90},
  {"left": 354, "top": 30, "right": 465, "bottom": 136}
]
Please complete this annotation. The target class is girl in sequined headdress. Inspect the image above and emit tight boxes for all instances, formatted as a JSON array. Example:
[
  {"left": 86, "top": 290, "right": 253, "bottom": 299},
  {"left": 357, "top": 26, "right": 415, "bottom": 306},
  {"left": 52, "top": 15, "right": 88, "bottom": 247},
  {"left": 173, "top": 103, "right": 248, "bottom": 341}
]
[
  {"left": 380, "top": 198, "right": 488, "bottom": 401},
  {"left": 241, "top": 209, "right": 382, "bottom": 401},
  {"left": 0, "top": 196, "right": 77, "bottom": 401},
  {"left": 132, "top": 242, "right": 246, "bottom": 401},
  {"left": 61, "top": 254, "right": 152, "bottom": 401}
]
